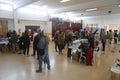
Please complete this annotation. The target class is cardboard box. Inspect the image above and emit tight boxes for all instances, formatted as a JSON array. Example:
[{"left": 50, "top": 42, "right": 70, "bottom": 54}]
[{"left": 72, "top": 53, "right": 79, "bottom": 61}]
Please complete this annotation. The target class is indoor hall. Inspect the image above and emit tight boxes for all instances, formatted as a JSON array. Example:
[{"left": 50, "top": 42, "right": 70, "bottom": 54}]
[
  {"left": 0, "top": 42, "right": 120, "bottom": 80},
  {"left": 0, "top": 0, "right": 120, "bottom": 80}
]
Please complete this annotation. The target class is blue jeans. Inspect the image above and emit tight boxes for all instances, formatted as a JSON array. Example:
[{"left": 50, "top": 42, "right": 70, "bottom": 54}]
[
  {"left": 95, "top": 41, "right": 99, "bottom": 47},
  {"left": 114, "top": 38, "right": 117, "bottom": 44},
  {"left": 38, "top": 52, "right": 50, "bottom": 72}
]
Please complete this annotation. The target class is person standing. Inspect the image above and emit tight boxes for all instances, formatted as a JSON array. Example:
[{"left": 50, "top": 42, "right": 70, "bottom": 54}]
[
  {"left": 23, "top": 30, "right": 30, "bottom": 56},
  {"left": 36, "top": 31, "right": 50, "bottom": 73},
  {"left": 58, "top": 31, "right": 65, "bottom": 54},
  {"left": 54, "top": 30, "right": 59, "bottom": 52},
  {"left": 88, "top": 29, "right": 98, "bottom": 49},
  {"left": 11, "top": 30, "right": 18, "bottom": 53},
  {"left": 114, "top": 30, "right": 118, "bottom": 44},
  {"left": 108, "top": 30, "right": 113, "bottom": 44},
  {"left": 101, "top": 30, "right": 107, "bottom": 52},
  {"left": 32, "top": 30, "right": 38, "bottom": 56},
  {"left": 112, "top": 30, "right": 118, "bottom": 52}
]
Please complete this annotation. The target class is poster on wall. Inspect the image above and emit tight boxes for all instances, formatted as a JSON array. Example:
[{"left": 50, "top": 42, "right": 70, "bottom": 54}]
[
  {"left": 107, "top": 24, "right": 119, "bottom": 32},
  {"left": 0, "top": 25, "right": 2, "bottom": 35},
  {"left": 86, "top": 24, "right": 98, "bottom": 31},
  {"left": 25, "top": 26, "right": 40, "bottom": 41}
]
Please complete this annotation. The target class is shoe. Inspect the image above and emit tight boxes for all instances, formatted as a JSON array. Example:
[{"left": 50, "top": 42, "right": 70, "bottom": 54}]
[
  {"left": 18, "top": 53, "right": 21, "bottom": 54},
  {"left": 31, "top": 54, "right": 35, "bottom": 56},
  {"left": 36, "top": 70, "right": 42, "bottom": 73},
  {"left": 48, "top": 66, "right": 51, "bottom": 70},
  {"left": 97, "top": 47, "right": 99, "bottom": 52}
]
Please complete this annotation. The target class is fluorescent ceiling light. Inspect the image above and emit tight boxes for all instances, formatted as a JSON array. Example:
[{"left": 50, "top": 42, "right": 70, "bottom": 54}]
[
  {"left": 118, "top": 5, "right": 120, "bottom": 7},
  {"left": 0, "top": 3, "right": 12, "bottom": 11},
  {"left": 27, "top": 5, "right": 48, "bottom": 10},
  {"left": 41, "top": 5, "right": 48, "bottom": 8},
  {"left": 40, "top": 5, "right": 48, "bottom": 10},
  {"left": 60, "top": 0, "right": 70, "bottom": 3},
  {"left": 86, "top": 8, "right": 97, "bottom": 11},
  {"left": 66, "top": 12, "right": 72, "bottom": 14},
  {"left": 17, "top": 7, "right": 47, "bottom": 16}
]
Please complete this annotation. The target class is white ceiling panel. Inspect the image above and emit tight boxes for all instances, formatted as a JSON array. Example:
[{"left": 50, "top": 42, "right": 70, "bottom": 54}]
[
  {"left": 0, "top": 0, "right": 120, "bottom": 17},
  {"left": 32, "top": 0, "right": 97, "bottom": 8},
  {"left": 0, "top": 0, "right": 23, "bottom": 5}
]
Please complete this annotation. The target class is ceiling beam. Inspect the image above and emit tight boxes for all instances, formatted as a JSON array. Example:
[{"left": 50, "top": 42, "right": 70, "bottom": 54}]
[{"left": 13, "top": 0, "right": 40, "bottom": 10}]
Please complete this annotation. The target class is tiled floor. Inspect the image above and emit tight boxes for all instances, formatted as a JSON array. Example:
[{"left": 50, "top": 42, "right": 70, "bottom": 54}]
[{"left": 0, "top": 42, "right": 120, "bottom": 80}]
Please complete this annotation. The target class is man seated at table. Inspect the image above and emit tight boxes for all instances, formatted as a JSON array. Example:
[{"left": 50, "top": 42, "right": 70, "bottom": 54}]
[
  {"left": 0, "top": 36, "right": 3, "bottom": 51},
  {"left": 78, "top": 41, "right": 89, "bottom": 62}
]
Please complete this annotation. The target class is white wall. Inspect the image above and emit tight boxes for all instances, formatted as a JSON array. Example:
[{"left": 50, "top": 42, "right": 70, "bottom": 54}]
[
  {"left": 0, "top": 10, "right": 49, "bottom": 21},
  {"left": 14, "top": 20, "right": 52, "bottom": 34},
  {"left": 7, "top": 19, "right": 14, "bottom": 31},
  {"left": 0, "top": 10, "right": 13, "bottom": 19},
  {"left": 15, "top": 12, "right": 49, "bottom": 21},
  {"left": 82, "top": 14, "right": 120, "bottom": 30}
]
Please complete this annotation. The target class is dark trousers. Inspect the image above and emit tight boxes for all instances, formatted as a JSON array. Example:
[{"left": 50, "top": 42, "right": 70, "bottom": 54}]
[
  {"left": 114, "top": 38, "right": 117, "bottom": 44},
  {"left": 23, "top": 45, "right": 29, "bottom": 56},
  {"left": 102, "top": 42, "right": 105, "bottom": 51},
  {"left": 58, "top": 44, "right": 63, "bottom": 53},
  {"left": 55, "top": 43, "right": 58, "bottom": 52},
  {"left": 67, "top": 48, "right": 71, "bottom": 58},
  {"left": 33, "top": 45, "right": 37, "bottom": 55}
]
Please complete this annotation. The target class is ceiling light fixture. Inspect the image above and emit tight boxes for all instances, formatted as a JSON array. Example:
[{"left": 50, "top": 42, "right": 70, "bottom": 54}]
[
  {"left": 60, "top": 0, "right": 70, "bottom": 3},
  {"left": 41, "top": 5, "right": 48, "bottom": 8},
  {"left": 66, "top": 12, "right": 72, "bottom": 14},
  {"left": 118, "top": 5, "right": 120, "bottom": 7},
  {"left": 85, "top": 8, "right": 97, "bottom": 11}
]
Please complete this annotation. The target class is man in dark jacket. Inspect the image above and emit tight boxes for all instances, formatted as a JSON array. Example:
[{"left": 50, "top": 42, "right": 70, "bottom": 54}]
[
  {"left": 23, "top": 30, "right": 30, "bottom": 56},
  {"left": 88, "top": 29, "right": 98, "bottom": 49},
  {"left": 36, "top": 30, "right": 51, "bottom": 73},
  {"left": 33, "top": 33, "right": 40, "bottom": 59},
  {"left": 32, "top": 30, "right": 38, "bottom": 56}
]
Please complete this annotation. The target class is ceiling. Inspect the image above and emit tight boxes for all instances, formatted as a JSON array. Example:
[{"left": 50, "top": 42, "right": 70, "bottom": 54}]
[{"left": 0, "top": 0, "right": 120, "bottom": 17}]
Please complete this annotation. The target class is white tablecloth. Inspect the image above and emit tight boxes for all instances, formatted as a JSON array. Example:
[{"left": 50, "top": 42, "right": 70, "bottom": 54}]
[
  {"left": 110, "top": 64, "right": 120, "bottom": 80},
  {"left": 69, "top": 39, "right": 88, "bottom": 54},
  {"left": 111, "top": 64, "right": 120, "bottom": 74},
  {"left": 0, "top": 38, "right": 9, "bottom": 45}
]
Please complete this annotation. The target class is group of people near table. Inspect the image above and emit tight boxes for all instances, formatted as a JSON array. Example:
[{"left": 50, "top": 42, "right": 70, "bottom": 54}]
[{"left": 53, "top": 28, "right": 120, "bottom": 66}]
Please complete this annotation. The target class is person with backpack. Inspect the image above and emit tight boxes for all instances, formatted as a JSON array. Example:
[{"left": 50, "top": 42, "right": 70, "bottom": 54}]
[{"left": 36, "top": 30, "right": 50, "bottom": 73}]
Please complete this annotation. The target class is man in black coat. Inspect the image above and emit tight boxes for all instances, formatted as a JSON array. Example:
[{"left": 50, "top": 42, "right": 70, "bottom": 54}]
[{"left": 23, "top": 31, "right": 30, "bottom": 56}]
